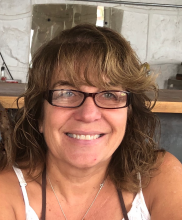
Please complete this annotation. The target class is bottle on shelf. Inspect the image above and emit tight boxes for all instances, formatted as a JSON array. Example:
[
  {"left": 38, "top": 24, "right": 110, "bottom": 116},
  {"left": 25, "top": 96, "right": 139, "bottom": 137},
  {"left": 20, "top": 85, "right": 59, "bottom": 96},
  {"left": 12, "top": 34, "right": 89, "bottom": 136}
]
[{"left": 1, "top": 65, "right": 7, "bottom": 82}]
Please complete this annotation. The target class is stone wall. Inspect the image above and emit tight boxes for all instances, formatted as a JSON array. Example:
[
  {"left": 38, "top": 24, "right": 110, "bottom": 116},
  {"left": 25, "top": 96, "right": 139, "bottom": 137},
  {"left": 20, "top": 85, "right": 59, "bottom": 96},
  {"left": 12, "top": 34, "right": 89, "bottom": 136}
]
[
  {"left": 0, "top": 0, "right": 32, "bottom": 82},
  {"left": 0, "top": 0, "right": 182, "bottom": 86}
]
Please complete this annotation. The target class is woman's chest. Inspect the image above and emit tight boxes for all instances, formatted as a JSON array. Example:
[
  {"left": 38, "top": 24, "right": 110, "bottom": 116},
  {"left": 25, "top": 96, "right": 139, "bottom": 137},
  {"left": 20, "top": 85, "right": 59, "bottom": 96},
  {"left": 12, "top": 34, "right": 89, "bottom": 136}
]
[
  {"left": 43, "top": 189, "right": 134, "bottom": 220},
  {"left": 27, "top": 179, "right": 135, "bottom": 220}
]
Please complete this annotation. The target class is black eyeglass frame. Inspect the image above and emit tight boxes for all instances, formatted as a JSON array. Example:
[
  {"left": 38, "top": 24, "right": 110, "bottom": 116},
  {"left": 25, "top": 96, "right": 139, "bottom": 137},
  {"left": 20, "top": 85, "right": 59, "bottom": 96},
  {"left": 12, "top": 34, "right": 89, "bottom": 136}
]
[{"left": 45, "top": 89, "right": 132, "bottom": 109}]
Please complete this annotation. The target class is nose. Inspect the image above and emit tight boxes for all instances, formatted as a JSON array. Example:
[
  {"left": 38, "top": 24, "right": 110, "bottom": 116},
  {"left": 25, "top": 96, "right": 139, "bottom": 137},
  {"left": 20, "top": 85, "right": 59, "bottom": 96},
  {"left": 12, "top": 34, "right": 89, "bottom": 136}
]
[{"left": 73, "top": 96, "right": 102, "bottom": 123}]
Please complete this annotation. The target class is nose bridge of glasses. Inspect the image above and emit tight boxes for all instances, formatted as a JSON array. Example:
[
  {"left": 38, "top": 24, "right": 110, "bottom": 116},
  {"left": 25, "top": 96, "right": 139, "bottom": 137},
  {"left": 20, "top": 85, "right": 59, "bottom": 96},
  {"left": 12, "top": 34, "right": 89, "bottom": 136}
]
[
  {"left": 84, "top": 92, "right": 96, "bottom": 98},
  {"left": 81, "top": 92, "right": 97, "bottom": 106}
]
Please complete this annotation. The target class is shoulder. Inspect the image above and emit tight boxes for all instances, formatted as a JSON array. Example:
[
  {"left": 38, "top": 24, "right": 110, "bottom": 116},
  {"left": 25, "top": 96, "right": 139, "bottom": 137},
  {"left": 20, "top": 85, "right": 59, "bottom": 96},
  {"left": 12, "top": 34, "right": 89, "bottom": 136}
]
[
  {"left": 143, "top": 152, "right": 182, "bottom": 220},
  {"left": 151, "top": 152, "right": 182, "bottom": 186},
  {"left": 0, "top": 168, "right": 19, "bottom": 194},
  {"left": 0, "top": 168, "right": 25, "bottom": 220}
]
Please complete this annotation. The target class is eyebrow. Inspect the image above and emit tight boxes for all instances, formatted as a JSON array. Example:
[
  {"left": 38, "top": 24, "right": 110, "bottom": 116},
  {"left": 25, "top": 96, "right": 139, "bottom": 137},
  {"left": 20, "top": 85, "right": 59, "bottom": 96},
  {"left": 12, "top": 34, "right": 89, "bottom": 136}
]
[
  {"left": 52, "top": 80, "right": 123, "bottom": 90},
  {"left": 52, "top": 80, "right": 75, "bottom": 89}
]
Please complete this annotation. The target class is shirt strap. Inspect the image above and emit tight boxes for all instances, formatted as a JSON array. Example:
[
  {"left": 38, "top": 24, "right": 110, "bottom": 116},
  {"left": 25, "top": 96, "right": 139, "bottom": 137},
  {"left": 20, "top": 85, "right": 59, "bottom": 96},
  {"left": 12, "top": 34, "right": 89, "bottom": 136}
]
[
  {"left": 117, "top": 189, "right": 129, "bottom": 220},
  {"left": 13, "top": 166, "right": 30, "bottom": 211},
  {"left": 41, "top": 166, "right": 46, "bottom": 220}
]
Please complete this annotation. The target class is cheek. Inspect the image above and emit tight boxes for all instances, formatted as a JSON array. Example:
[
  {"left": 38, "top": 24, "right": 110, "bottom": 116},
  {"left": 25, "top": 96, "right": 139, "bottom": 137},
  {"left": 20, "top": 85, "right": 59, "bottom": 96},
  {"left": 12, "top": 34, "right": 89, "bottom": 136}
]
[
  {"left": 38, "top": 103, "right": 57, "bottom": 133},
  {"left": 110, "top": 109, "right": 128, "bottom": 143},
  {"left": 112, "top": 109, "right": 127, "bottom": 130},
  {"left": 39, "top": 103, "right": 74, "bottom": 134}
]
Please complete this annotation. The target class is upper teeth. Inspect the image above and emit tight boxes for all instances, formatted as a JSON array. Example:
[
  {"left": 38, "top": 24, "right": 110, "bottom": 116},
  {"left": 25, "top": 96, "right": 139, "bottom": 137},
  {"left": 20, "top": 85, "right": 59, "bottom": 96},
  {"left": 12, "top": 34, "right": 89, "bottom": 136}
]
[{"left": 67, "top": 134, "right": 100, "bottom": 140}]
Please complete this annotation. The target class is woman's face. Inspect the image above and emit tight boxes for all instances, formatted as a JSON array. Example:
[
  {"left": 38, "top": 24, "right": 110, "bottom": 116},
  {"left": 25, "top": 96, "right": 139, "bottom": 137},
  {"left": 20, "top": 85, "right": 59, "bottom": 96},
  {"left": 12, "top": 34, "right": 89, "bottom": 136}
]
[{"left": 39, "top": 77, "right": 128, "bottom": 170}]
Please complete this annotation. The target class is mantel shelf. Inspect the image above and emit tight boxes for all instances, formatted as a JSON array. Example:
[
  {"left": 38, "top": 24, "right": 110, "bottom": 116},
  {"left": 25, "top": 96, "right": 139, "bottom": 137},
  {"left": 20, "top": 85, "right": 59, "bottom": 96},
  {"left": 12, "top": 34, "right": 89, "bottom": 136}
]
[{"left": 0, "top": 83, "right": 182, "bottom": 113}]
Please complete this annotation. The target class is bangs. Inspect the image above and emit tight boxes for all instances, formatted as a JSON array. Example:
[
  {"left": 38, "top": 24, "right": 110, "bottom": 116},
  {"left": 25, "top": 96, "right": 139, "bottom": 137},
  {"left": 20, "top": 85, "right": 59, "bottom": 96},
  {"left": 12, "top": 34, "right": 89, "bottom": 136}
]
[{"left": 54, "top": 41, "right": 128, "bottom": 90}]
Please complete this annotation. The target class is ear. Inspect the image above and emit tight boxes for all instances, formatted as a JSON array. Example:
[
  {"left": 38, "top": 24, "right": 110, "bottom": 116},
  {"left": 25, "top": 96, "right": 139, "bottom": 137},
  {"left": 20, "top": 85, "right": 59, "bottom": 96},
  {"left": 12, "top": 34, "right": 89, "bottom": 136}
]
[
  {"left": 38, "top": 119, "right": 43, "bottom": 133},
  {"left": 38, "top": 105, "right": 44, "bottom": 133},
  {"left": 38, "top": 121, "right": 43, "bottom": 133},
  {"left": 127, "top": 104, "right": 132, "bottom": 118}
]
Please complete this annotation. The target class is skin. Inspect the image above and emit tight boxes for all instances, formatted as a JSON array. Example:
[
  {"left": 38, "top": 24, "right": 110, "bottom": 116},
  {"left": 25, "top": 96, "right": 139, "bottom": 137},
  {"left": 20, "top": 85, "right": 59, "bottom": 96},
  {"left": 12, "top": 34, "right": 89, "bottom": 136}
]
[{"left": 0, "top": 79, "right": 182, "bottom": 219}]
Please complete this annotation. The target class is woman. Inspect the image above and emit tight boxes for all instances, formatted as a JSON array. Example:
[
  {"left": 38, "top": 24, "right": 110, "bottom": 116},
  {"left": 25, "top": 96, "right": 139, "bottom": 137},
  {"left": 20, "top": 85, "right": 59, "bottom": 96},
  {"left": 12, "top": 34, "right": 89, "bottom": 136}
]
[{"left": 0, "top": 24, "right": 182, "bottom": 220}]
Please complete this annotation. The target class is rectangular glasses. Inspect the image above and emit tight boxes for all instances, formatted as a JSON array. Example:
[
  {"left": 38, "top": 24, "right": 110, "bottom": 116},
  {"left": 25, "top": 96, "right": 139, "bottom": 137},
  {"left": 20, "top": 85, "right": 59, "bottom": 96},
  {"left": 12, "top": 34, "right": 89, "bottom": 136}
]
[{"left": 46, "top": 89, "right": 131, "bottom": 109}]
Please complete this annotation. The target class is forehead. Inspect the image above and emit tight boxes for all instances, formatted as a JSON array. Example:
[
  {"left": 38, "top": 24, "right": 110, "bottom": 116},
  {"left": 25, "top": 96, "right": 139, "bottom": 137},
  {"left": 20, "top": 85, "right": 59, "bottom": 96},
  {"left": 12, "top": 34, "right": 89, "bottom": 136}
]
[{"left": 50, "top": 70, "right": 123, "bottom": 90}]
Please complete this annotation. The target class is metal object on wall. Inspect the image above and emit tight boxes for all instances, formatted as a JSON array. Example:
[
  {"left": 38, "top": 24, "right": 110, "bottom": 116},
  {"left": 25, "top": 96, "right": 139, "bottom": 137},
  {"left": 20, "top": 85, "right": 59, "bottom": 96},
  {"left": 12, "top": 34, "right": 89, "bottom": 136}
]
[{"left": 30, "top": 4, "right": 123, "bottom": 58}]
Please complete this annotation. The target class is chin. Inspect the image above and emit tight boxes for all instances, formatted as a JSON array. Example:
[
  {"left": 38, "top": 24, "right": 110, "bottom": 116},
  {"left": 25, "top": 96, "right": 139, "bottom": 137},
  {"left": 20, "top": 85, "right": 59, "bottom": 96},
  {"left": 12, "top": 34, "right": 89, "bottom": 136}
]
[{"left": 67, "top": 155, "right": 110, "bottom": 170}]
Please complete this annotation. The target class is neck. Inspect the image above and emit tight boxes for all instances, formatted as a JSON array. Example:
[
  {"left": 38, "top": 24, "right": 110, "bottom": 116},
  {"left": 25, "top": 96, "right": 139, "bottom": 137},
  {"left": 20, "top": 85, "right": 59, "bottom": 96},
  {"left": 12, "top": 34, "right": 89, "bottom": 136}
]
[{"left": 46, "top": 154, "right": 110, "bottom": 202}]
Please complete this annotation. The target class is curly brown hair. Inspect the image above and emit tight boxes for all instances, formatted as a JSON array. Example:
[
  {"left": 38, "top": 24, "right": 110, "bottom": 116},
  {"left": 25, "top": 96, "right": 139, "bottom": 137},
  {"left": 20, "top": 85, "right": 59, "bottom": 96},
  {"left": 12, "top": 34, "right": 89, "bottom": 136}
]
[
  {"left": 0, "top": 103, "right": 13, "bottom": 170},
  {"left": 1, "top": 24, "right": 164, "bottom": 192}
]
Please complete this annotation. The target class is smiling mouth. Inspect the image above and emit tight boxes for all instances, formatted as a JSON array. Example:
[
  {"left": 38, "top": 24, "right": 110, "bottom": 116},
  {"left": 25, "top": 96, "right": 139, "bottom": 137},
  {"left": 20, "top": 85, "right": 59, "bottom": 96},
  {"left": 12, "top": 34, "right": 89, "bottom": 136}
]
[{"left": 66, "top": 133, "right": 103, "bottom": 140}]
